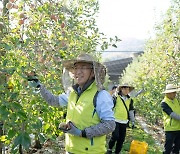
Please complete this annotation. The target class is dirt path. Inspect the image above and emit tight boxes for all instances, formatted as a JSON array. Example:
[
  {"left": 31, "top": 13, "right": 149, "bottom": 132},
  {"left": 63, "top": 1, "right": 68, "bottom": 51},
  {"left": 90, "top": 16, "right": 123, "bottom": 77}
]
[{"left": 136, "top": 115, "right": 164, "bottom": 149}]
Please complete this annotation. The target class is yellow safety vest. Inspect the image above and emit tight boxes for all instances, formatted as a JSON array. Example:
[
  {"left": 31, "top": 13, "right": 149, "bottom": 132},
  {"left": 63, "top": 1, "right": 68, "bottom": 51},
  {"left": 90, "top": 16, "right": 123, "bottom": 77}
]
[
  {"left": 162, "top": 96, "right": 180, "bottom": 131},
  {"left": 114, "top": 96, "right": 131, "bottom": 120},
  {"left": 65, "top": 81, "right": 106, "bottom": 154}
]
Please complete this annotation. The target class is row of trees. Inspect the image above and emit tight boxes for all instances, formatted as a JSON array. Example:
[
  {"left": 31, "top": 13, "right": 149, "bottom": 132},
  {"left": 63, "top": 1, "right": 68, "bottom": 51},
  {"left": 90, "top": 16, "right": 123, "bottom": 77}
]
[
  {"left": 121, "top": 0, "right": 179, "bottom": 125},
  {"left": 0, "top": 0, "right": 118, "bottom": 153}
]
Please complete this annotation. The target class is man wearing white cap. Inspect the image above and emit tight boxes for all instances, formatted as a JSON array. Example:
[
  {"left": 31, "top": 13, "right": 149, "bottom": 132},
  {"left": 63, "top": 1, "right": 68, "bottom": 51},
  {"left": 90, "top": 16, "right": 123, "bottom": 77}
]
[{"left": 161, "top": 84, "right": 180, "bottom": 154}]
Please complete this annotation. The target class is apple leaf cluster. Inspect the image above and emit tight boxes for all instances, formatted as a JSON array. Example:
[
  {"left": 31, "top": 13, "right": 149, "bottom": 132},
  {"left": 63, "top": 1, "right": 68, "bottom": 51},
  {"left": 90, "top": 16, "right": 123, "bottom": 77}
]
[{"left": 0, "top": 0, "right": 119, "bottom": 153}]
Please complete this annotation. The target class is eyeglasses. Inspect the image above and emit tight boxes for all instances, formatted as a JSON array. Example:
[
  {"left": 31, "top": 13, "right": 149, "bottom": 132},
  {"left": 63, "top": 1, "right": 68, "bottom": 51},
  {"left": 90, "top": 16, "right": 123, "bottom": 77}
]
[
  {"left": 73, "top": 66, "right": 93, "bottom": 71},
  {"left": 121, "top": 86, "right": 129, "bottom": 89}
]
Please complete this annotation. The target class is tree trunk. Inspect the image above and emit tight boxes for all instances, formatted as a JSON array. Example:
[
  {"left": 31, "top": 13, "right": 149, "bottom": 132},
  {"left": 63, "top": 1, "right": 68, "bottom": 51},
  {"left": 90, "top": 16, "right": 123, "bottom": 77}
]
[
  {"left": 0, "top": 122, "right": 3, "bottom": 154},
  {"left": 33, "top": 139, "right": 42, "bottom": 149},
  {"left": 19, "top": 144, "right": 23, "bottom": 154}
]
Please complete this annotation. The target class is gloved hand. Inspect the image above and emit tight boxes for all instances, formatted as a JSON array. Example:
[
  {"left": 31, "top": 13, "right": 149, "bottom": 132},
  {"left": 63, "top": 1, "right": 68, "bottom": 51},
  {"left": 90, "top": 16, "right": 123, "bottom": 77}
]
[
  {"left": 27, "top": 73, "right": 41, "bottom": 88},
  {"left": 66, "top": 121, "right": 82, "bottom": 136},
  {"left": 59, "top": 122, "right": 71, "bottom": 132}
]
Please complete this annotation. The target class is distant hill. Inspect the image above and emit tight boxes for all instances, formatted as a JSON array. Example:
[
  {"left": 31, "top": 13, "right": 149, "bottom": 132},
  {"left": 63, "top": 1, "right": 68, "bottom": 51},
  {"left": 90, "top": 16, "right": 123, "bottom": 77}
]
[
  {"left": 107, "top": 38, "right": 145, "bottom": 51},
  {"left": 102, "top": 38, "right": 145, "bottom": 61}
]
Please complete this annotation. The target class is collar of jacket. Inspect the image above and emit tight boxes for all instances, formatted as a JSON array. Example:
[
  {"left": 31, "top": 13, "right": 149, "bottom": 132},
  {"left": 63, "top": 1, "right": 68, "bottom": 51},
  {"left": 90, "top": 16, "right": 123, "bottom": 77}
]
[{"left": 72, "top": 79, "right": 95, "bottom": 96}]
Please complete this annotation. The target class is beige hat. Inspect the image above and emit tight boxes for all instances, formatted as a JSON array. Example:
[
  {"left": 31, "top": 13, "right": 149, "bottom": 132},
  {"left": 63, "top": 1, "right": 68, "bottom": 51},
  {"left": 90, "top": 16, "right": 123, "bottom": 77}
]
[
  {"left": 62, "top": 53, "right": 106, "bottom": 90},
  {"left": 162, "top": 84, "right": 180, "bottom": 93},
  {"left": 118, "top": 83, "right": 134, "bottom": 92},
  {"left": 62, "top": 53, "right": 102, "bottom": 70}
]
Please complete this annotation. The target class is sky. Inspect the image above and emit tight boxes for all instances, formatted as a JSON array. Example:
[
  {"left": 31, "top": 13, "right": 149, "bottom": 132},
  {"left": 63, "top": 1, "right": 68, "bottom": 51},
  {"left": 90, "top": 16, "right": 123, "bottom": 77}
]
[{"left": 97, "top": 0, "right": 171, "bottom": 40}]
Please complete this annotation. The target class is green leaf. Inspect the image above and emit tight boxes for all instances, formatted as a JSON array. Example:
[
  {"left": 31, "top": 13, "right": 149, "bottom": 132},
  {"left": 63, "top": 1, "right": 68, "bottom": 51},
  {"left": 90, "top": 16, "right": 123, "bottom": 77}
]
[
  {"left": 0, "top": 106, "right": 10, "bottom": 119},
  {"left": 10, "top": 93, "right": 18, "bottom": 100},
  {"left": 115, "top": 36, "right": 121, "bottom": 42},
  {"left": 38, "top": 133, "right": 46, "bottom": 143},
  {"left": 8, "top": 129, "right": 16, "bottom": 139},
  {"left": 17, "top": 111, "right": 27, "bottom": 119},
  {"left": 3, "top": 59, "right": 8, "bottom": 66},
  {"left": 6, "top": 67, "right": 16, "bottom": 75},
  {"left": 4, "top": 44, "right": 12, "bottom": 50},
  {"left": 32, "top": 119, "right": 42, "bottom": 129},
  {"left": 11, "top": 102, "right": 23, "bottom": 110},
  {"left": 101, "top": 45, "right": 104, "bottom": 50},
  {"left": 112, "top": 44, "right": 117, "bottom": 48},
  {"left": 21, "top": 132, "right": 31, "bottom": 149},
  {"left": 14, "top": 134, "right": 22, "bottom": 147},
  {"left": 43, "top": 123, "right": 50, "bottom": 130},
  {"left": 14, "top": 132, "right": 31, "bottom": 149}
]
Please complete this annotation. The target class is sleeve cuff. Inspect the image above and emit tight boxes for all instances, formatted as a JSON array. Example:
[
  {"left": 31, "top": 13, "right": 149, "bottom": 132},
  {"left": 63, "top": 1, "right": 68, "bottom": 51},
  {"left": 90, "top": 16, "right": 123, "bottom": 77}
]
[{"left": 81, "top": 130, "right": 87, "bottom": 138}]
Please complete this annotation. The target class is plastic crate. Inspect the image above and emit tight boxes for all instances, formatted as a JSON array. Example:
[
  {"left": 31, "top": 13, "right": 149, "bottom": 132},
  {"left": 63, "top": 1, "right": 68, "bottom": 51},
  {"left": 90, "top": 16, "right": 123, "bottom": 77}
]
[{"left": 129, "top": 140, "right": 148, "bottom": 154}]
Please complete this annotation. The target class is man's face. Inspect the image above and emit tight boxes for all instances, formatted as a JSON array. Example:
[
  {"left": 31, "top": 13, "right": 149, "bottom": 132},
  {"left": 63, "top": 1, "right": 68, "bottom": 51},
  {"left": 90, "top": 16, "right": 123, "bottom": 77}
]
[
  {"left": 112, "top": 88, "right": 116, "bottom": 94},
  {"left": 121, "top": 86, "right": 130, "bottom": 96},
  {"left": 166, "top": 92, "right": 176, "bottom": 100},
  {"left": 73, "top": 62, "right": 94, "bottom": 87}
]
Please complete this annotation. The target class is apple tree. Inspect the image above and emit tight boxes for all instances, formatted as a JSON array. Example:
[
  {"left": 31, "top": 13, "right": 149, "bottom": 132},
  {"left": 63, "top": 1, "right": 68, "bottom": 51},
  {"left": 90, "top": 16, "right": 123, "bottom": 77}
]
[{"left": 0, "top": 0, "right": 118, "bottom": 153}]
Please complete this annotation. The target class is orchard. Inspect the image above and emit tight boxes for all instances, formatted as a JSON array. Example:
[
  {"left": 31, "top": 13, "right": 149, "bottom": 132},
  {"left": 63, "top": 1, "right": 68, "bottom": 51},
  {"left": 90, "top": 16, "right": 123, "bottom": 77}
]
[
  {"left": 121, "top": 0, "right": 179, "bottom": 125},
  {"left": 0, "top": 0, "right": 179, "bottom": 153}
]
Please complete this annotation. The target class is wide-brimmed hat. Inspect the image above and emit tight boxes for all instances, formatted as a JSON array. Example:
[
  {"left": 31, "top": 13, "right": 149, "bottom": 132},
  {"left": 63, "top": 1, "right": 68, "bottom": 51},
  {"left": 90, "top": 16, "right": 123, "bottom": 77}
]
[
  {"left": 162, "top": 84, "right": 180, "bottom": 93},
  {"left": 62, "top": 53, "right": 106, "bottom": 90},
  {"left": 62, "top": 53, "right": 103, "bottom": 71},
  {"left": 118, "top": 83, "right": 134, "bottom": 92}
]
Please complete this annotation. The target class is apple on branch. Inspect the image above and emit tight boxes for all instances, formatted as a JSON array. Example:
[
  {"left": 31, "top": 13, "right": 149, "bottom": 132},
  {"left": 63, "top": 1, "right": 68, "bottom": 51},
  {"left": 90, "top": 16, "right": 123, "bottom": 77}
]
[
  {"left": 19, "top": 12, "right": 26, "bottom": 19},
  {"left": 50, "top": 14, "right": 59, "bottom": 22},
  {"left": 6, "top": 2, "right": 13, "bottom": 10},
  {"left": 18, "top": 19, "right": 25, "bottom": 25},
  {"left": 9, "top": 0, "right": 15, "bottom": 3},
  {"left": 61, "top": 22, "right": 65, "bottom": 28}
]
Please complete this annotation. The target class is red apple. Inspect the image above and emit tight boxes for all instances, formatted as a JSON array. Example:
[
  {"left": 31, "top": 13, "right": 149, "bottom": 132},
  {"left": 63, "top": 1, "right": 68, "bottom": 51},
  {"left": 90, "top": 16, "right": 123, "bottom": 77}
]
[
  {"left": 19, "top": 12, "right": 26, "bottom": 19},
  {"left": 50, "top": 14, "right": 58, "bottom": 22},
  {"left": 6, "top": 2, "right": 13, "bottom": 9},
  {"left": 18, "top": 19, "right": 25, "bottom": 25},
  {"left": 61, "top": 22, "right": 65, "bottom": 28},
  {"left": 13, "top": 4, "right": 18, "bottom": 9},
  {"left": 42, "top": 30, "right": 47, "bottom": 34},
  {"left": 9, "top": 0, "right": 15, "bottom": 3}
]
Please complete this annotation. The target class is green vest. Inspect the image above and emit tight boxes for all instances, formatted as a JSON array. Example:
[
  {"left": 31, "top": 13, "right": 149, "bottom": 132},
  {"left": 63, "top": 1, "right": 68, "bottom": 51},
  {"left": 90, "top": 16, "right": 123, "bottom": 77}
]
[
  {"left": 65, "top": 82, "right": 106, "bottom": 154},
  {"left": 162, "top": 96, "right": 180, "bottom": 131},
  {"left": 114, "top": 96, "right": 131, "bottom": 120}
]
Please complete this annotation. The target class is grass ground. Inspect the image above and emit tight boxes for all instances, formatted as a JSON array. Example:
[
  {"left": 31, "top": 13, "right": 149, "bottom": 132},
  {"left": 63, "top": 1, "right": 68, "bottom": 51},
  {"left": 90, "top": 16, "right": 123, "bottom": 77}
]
[{"left": 106, "top": 123, "right": 163, "bottom": 154}]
